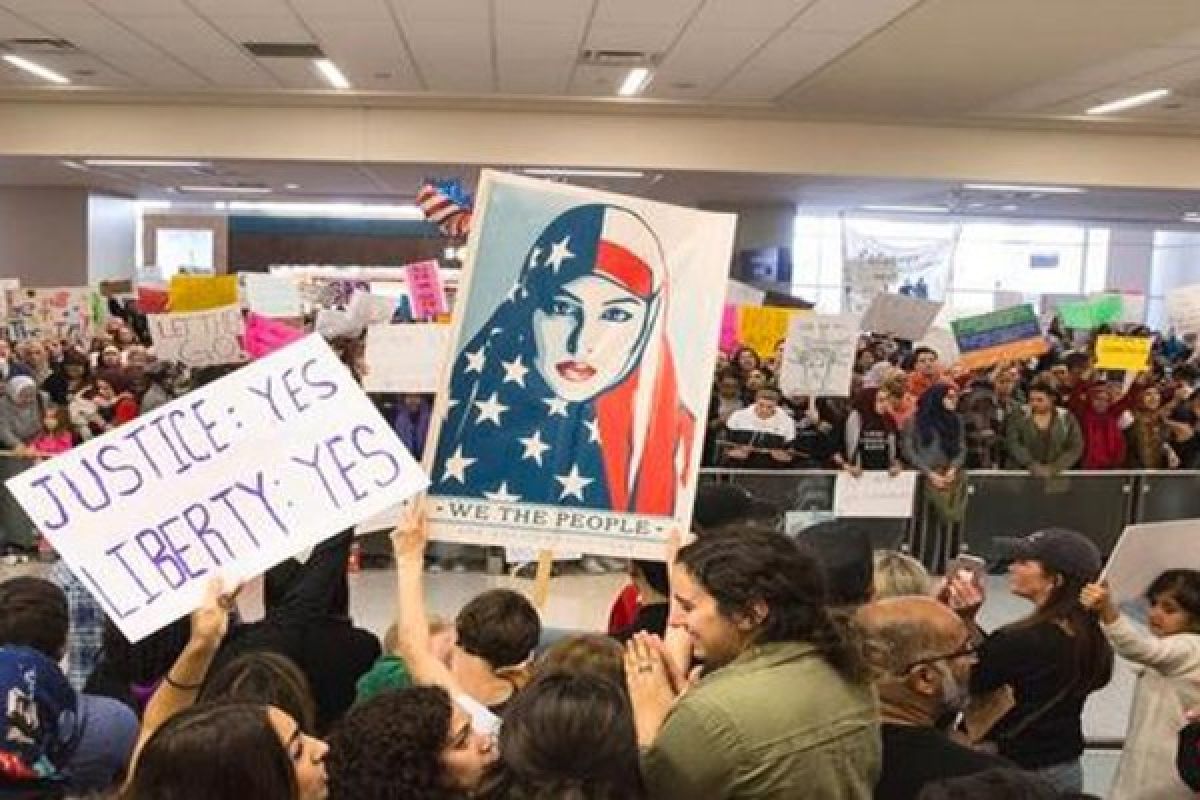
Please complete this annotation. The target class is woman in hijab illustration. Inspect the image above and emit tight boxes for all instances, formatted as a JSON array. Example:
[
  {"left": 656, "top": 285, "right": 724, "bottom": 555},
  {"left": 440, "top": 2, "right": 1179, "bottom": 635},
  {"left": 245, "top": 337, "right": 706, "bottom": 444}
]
[{"left": 432, "top": 203, "right": 695, "bottom": 516}]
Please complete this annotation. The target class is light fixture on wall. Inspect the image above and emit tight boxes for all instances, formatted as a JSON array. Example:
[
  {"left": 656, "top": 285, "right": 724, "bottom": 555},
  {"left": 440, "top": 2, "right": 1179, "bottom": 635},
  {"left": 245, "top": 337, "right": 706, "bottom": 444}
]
[
  {"left": 1086, "top": 88, "right": 1169, "bottom": 115},
  {"left": 618, "top": 67, "right": 651, "bottom": 97},
  {"left": 2, "top": 54, "right": 69, "bottom": 84},
  {"left": 313, "top": 58, "right": 351, "bottom": 89},
  {"left": 859, "top": 204, "right": 950, "bottom": 214},
  {"left": 963, "top": 183, "right": 1085, "bottom": 194}
]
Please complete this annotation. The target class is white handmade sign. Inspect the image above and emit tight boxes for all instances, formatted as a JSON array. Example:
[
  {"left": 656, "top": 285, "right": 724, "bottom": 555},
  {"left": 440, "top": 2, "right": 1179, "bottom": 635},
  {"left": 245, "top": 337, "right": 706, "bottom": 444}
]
[
  {"left": 860, "top": 294, "right": 943, "bottom": 342},
  {"left": 1167, "top": 284, "right": 1200, "bottom": 336},
  {"left": 844, "top": 257, "right": 898, "bottom": 314},
  {"left": 1103, "top": 520, "right": 1200, "bottom": 603},
  {"left": 5, "top": 335, "right": 429, "bottom": 642},
  {"left": 348, "top": 290, "right": 396, "bottom": 327},
  {"left": 241, "top": 274, "right": 302, "bottom": 318},
  {"left": 778, "top": 313, "right": 858, "bottom": 398},
  {"left": 833, "top": 471, "right": 917, "bottom": 518},
  {"left": 363, "top": 323, "right": 452, "bottom": 394},
  {"left": 148, "top": 305, "right": 247, "bottom": 368}
]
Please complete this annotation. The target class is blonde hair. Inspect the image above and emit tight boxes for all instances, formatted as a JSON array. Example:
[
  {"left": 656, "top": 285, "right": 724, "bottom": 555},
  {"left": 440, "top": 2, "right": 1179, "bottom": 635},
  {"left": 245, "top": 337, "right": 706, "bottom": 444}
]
[{"left": 872, "top": 550, "right": 932, "bottom": 599}]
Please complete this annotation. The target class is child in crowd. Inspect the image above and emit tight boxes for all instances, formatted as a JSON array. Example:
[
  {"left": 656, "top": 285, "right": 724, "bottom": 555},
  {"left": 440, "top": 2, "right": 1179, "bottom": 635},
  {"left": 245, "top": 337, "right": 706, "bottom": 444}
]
[
  {"left": 1082, "top": 570, "right": 1200, "bottom": 800},
  {"left": 29, "top": 405, "right": 73, "bottom": 457}
]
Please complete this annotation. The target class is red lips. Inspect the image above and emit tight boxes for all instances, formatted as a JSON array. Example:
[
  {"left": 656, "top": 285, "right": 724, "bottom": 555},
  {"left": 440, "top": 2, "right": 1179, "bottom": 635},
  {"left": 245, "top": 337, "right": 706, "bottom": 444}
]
[{"left": 556, "top": 361, "right": 597, "bottom": 382}]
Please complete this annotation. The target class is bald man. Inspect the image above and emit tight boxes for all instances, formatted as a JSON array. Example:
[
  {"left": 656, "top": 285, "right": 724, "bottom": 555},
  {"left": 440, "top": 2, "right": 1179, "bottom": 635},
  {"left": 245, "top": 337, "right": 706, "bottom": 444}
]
[{"left": 859, "top": 596, "right": 1006, "bottom": 800}]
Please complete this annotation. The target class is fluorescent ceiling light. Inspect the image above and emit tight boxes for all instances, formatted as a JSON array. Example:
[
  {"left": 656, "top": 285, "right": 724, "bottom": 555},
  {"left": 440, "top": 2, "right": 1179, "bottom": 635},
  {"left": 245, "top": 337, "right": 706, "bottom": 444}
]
[
  {"left": 963, "top": 183, "right": 1085, "bottom": 194},
  {"left": 85, "top": 159, "right": 210, "bottom": 168},
  {"left": 860, "top": 204, "right": 949, "bottom": 214},
  {"left": 1086, "top": 88, "right": 1169, "bottom": 115},
  {"left": 618, "top": 67, "right": 651, "bottom": 97},
  {"left": 523, "top": 168, "right": 645, "bottom": 179},
  {"left": 225, "top": 201, "right": 423, "bottom": 218},
  {"left": 313, "top": 59, "right": 351, "bottom": 90},
  {"left": 2, "top": 54, "right": 69, "bottom": 85},
  {"left": 178, "top": 185, "right": 272, "bottom": 194}
]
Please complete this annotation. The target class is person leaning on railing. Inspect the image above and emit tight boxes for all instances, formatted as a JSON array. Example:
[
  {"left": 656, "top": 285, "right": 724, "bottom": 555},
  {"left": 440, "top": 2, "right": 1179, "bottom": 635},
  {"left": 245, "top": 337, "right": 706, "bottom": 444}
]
[{"left": 1004, "top": 382, "right": 1083, "bottom": 477}]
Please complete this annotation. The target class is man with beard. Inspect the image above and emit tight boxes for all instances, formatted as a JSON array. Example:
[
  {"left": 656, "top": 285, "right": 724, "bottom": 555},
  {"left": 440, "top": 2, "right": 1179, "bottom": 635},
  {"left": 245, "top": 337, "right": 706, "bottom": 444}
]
[{"left": 859, "top": 596, "right": 1007, "bottom": 800}]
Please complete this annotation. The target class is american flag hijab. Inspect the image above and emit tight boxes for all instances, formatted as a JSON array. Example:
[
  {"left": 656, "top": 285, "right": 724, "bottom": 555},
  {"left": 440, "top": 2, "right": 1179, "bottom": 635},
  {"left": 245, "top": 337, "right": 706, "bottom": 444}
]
[{"left": 433, "top": 203, "right": 695, "bottom": 515}]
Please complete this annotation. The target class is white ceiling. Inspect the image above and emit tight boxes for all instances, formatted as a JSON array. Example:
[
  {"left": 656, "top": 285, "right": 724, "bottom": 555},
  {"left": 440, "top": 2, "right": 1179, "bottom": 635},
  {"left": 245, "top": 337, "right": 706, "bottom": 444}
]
[
  {"left": 3, "top": 0, "right": 1200, "bottom": 127},
  {"left": 7, "top": 155, "right": 1200, "bottom": 226}
]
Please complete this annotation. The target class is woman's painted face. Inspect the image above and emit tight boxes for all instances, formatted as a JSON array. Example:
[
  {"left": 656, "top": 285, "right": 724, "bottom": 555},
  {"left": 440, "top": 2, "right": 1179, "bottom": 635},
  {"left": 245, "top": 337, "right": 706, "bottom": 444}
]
[{"left": 532, "top": 275, "right": 649, "bottom": 403}]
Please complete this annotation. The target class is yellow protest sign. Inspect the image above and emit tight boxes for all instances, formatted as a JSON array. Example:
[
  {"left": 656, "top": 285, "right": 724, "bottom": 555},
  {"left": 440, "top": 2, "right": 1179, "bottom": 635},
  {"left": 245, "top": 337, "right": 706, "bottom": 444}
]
[
  {"left": 737, "top": 305, "right": 809, "bottom": 358},
  {"left": 168, "top": 274, "right": 239, "bottom": 312},
  {"left": 1095, "top": 335, "right": 1152, "bottom": 372}
]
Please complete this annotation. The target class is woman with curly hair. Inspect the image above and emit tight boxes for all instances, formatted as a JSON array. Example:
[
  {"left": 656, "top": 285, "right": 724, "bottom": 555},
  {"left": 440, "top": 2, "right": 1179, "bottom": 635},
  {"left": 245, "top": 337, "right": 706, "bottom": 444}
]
[{"left": 325, "top": 686, "right": 495, "bottom": 800}]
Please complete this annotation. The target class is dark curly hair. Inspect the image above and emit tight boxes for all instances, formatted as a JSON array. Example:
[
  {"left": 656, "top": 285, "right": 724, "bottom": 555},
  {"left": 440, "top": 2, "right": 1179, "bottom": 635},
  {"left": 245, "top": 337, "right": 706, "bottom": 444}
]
[
  {"left": 477, "top": 671, "right": 643, "bottom": 800},
  {"left": 326, "top": 686, "right": 465, "bottom": 800},
  {"left": 456, "top": 589, "right": 541, "bottom": 669},
  {"left": 0, "top": 577, "right": 68, "bottom": 659},
  {"left": 200, "top": 651, "right": 317, "bottom": 735},
  {"left": 677, "top": 528, "right": 869, "bottom": 683}
]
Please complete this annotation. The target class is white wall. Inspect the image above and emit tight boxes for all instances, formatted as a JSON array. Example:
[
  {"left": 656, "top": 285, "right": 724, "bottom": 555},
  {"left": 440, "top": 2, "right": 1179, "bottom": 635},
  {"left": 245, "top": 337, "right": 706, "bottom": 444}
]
[
  {"left": 0, "top": 187, "right": 88, "bottom": 287},
  {"left": 87, "top": 194, "right": 136, "bottom": 284}
]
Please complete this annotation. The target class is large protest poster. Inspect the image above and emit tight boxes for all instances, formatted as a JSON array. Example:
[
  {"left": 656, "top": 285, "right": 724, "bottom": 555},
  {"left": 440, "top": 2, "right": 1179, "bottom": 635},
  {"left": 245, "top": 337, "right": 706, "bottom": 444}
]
[
  {"left": 833, "top": 471, "right": 917, "bottom": 518},
  {"left": 241, "top": 273, "right": 302, "bottom": 318},
  {"left": 1168, "top": 284, "right": 1200, "bottom": 336},
  {"left": 738, "top": 305, "right": 803, "bottom": 358},
  {"left": 363, "top": 324, "right": 452, "bottom": 393},
  {"left": 778, "top": 313, "right": 858, "bottom": 398},
  {"left": 1058, "top": 295, "right": 1123, "bottom": 330},
  {"left": 4, "top": 287, "right": 98, "bottom": 345},
  {"left": 1104, "top": 520, "right": 1200, "bottom": 604},
  {"left": 860, "top": 293, "right": 942, "bottom": 342},
  {"left": 1094, "top": 335, "right": 1152, "bottom": 372},
  {"left": 844, "top": 257, "right": 898, "bottom": 314},
  {"left": 5, "top": 335, "right": 429, "bottom": 642},
  {"left": 425, "top": 171, "right": 736, "bottom": 559},
  {"left": 843, "top": 221, "right": 956, "bottom": 302},
  {"left": 148, "top": 306, "right": 247, "bottom": 368},
  {"left": 168, "top": 274, "right": 239, "bottom": 312},
  {"left": 950, "top": 304, "right": 1048, "bottom": 370}
]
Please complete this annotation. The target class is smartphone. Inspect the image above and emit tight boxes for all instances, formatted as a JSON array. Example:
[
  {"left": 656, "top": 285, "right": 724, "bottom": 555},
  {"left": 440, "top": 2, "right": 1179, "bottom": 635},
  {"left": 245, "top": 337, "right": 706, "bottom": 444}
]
[{"left": 946, "top": 553, "right": 986, "bottom": 587}]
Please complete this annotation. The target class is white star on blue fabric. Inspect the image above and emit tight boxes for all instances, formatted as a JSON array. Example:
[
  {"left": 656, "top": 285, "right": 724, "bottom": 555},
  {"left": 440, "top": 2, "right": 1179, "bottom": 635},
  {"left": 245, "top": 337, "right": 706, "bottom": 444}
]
[
  {"left": 484, "top": 482, "right": 521, "bottom": 503},
  {"left": 555, "top": 464, "right": 593, "bottom": 502},
  {"left": 543, "top": 396, "right": 569, "bottom": 418},
  {"left": 442, "top": 446, "right": 477, "bottom": 484},
  {"left": 464, "top": 346, "right": 487, "bottom": 374},
  {"left": 474, "top": 392, "right": 509, "bottom": 426},
  {"left": 584, "top": 418, "right": 600, "bottom": 443},
  {"left": 528, "top": 247, "right": 542, "bottom": 268},
  {"left": 501, "top": 356, "right": 529, "bottom": 388},
  {"left": 545, "top": 236, "right": 575, "bottom": 273},
  {"left": 518, "top": 429, "right": 551, "bottom": 466}
]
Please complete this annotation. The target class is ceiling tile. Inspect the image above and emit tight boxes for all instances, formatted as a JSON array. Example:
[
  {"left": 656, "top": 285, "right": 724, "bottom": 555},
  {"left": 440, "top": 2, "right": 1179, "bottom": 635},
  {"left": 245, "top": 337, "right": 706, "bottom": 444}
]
[
  {"left": 497, "top": 0, "right": 592, "bottom": 26},
  {"left": 195, "top": 13, "right": 312, "bottom": 44},
  {"left": 793, "top": 0, "right": 923, "bottom": 34},
  {"left": 583, "top": 23, "right": 682, "bottom": 54},
  {"left": 714, "top": 30, "right": 856, "bottom": 100},
  {"left": 591, "top": 0, "right": 702, "bottom": 28},
  {"left": 115, "top": 15, "right": 275, "bottom": 87},
  {"left": 304, "top": 19, "right": 422, "bottom": 91},
  {"left": 0, "top": 5, "right": 50, "bottom": 37},
  {"left": 686, "top": 0, "right": 817, "bottom": 32},
  {"left": 496, "top": 21, "right": 585, "bottom": 94},
  {"left": 655, "top": 28, "right": 773, "bottom": 89}
]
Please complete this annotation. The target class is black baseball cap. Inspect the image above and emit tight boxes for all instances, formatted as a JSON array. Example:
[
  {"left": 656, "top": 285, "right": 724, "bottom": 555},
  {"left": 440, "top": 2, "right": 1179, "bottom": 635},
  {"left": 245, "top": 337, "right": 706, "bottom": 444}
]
[{"left": 994, "top": 528, "right": 1103, "bottom": 581}]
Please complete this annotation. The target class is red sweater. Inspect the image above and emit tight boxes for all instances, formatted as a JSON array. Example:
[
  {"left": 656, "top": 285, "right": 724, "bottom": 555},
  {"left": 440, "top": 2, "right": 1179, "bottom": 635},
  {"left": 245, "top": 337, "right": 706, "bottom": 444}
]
[{"left": 1068, "top": 384, "right": 1136, "bottom": 470}]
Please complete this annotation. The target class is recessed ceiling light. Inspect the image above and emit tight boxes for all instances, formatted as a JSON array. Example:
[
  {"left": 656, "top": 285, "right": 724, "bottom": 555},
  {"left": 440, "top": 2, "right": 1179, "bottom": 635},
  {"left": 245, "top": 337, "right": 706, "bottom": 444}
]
[
  {"left": 313, "top": 58, "right": 351, "bottom": 90},
  {"left": 85, "top": 159, "right": 211, "bottom": 168},
  {"left": 617, "top": 67, "right": 651, "bottom": 97},
  {"left": 284, "top": 183, "right": 301, "bottom": 190},
  {"left": 524, "top": 168, "right": 645, "bottom": 179},
  {"left": 2, "top": 54, "right": 69, "bottom": 85},
  {"left": 963, "top": 183, "right": 1085, "bottom": 194},
  {"left": 178, "top": 185, "right": 273, "bottom": 194},
  {"left": 1086, "top": 88, "right": 1170, "bottom": 115},
  {"left": 859, "top": 204, "right": 950, "bottom": 214}
]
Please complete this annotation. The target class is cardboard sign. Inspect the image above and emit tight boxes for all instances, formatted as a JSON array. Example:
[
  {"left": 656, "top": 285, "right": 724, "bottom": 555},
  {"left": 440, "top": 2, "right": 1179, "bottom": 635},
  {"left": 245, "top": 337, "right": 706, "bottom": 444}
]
[
  {"left": 1103, "top": 520, "right": 1200, "bottom": 604},
  {"left": 347, "top": 290, "right": 396, "bottom": 327},
  {"left": 738, "top": 305, "right": 802, "bottom": 358},
  {"left": 426, "top": 170, "right": 735, "bottom": 559},
  {"left": 241, "top": 274, "right": 302, "bottom": 318},
  {"left": 725, "top": 280, "right": 765, "bottom": 307},
  {"left": 778, "top": 313, "right": 858, "bottom": 398},
  {"left": 405, "top": 260, "right": 448, "bottom": 319},
  {"left": 860, "top": 293, "right": 942, "bottom": 342},
  {"left": 244, "top": 313, "right": 305, "bottom": 359},
  {"left": 169, "top": 274, "right": 239, "bottom": 312},
  {"left": 1167, "top": 284, "right": 1200, "bottom": 336},
  {"left": 148, "top": 306, "right": 247, "bottom": 368},
  {"left": 950, "top": 304, "right": 1048, "bottom": 370},
  {"left": 833, "top": 471, "right": 917, "bottom": 518},
  {"left": 1095, "top": 335, "right": 1153, "bottom": 372},
  {"left": 1057, "top": 294, "right": 1123, "bottom": 330},
  {"left": 4, "top": 287, "right": 98, "bottom": 345},
  {"left": 4, "top": 335, "right": 430, "bottom": 642},
  {"left": 137, "top": 286, "right": 170, "bottom": 314},
  {"left": 363, "top": 324, "right": 452, "bottom": 394}
]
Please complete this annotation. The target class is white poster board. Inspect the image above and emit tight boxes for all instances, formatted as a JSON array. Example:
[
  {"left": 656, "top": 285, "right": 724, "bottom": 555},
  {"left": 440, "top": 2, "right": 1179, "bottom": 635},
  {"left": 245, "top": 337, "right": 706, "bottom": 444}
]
[
  {"left": 860, "top": 294, "right": 943, "bottom": 342},
  {"left": 844, "top": 257, "right": 898, "bottom": 314},
  {"left": 833, "top": 471, "right": 917, "bottom": 518},
  {"left": 148, "top": 305, "right": 247, "bottom": 368},
  {"left": 348, "top": 290, "right": 397, "bottom": 326},
  {"left": 241, "top": 273, "right": 302, "bottom": 318},
  {"left": 363, "top": 324, "right": 453, "bottom": 394},
  {"left": 5, "top": 335, "right": 429, "bottom": 642},
  {"left": 1167, "top": 284, "right": 1200, "bottom": 336},
  {"left": 778, "top": 313, "right": 858, "bottom": 398},
  {"left": 726, "top": 279, "right": 766, "bottom": 307},
  {"left": 1103, "top": 520, "right": 1200, "bottom": 603}
]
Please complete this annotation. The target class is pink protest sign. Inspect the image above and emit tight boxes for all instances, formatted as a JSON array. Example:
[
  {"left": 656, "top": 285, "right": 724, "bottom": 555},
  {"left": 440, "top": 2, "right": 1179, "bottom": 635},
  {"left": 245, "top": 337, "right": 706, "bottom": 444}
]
[
  {"left": 720, "top": 304, "right": 740, "bottom": 352},
  {"left": 405, "top": 260, "right": 448, "bottom": 319},
  {"left": 244, "top": 312, "right": 305, "bottom": 359}
]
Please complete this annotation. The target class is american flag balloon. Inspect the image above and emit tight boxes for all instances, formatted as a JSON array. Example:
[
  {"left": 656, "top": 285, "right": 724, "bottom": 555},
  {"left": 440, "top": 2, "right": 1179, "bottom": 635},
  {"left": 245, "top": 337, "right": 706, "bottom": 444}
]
[{"left": 416, "top": 181, "right": 472, "bottom": 238}]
